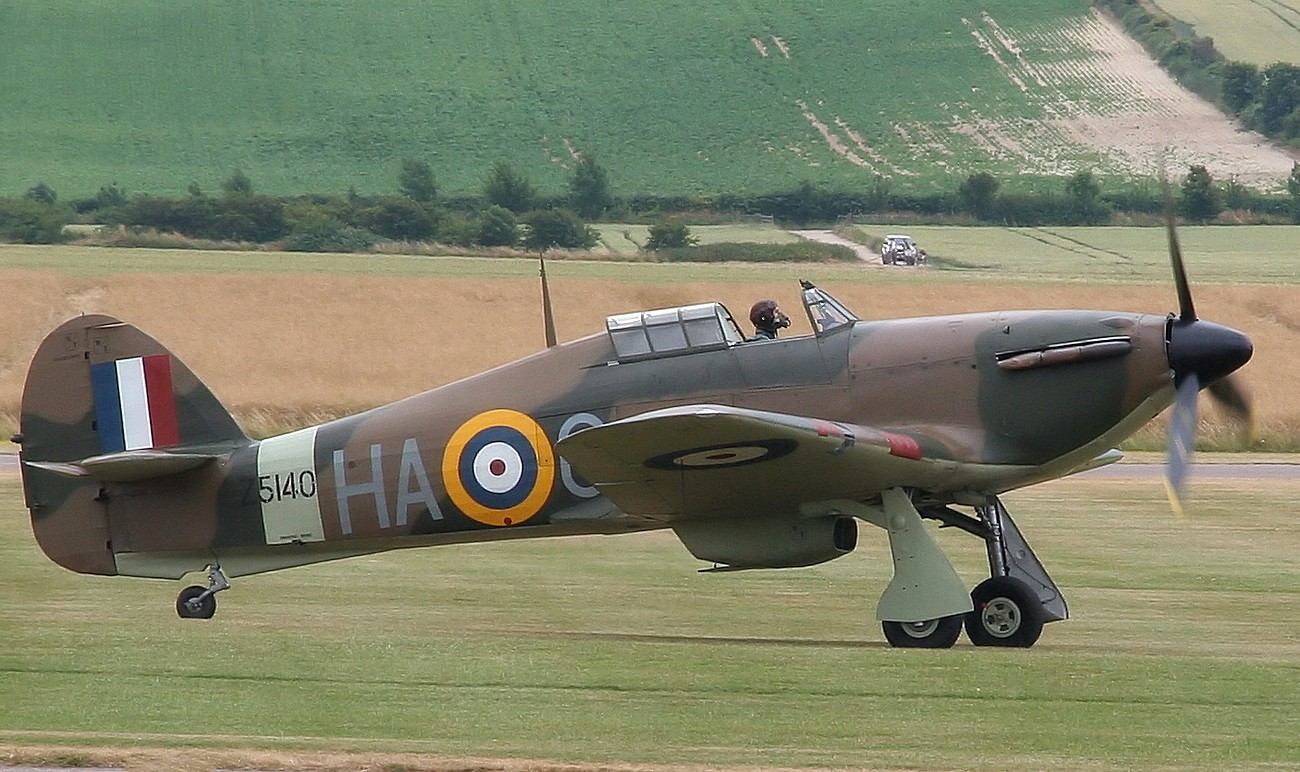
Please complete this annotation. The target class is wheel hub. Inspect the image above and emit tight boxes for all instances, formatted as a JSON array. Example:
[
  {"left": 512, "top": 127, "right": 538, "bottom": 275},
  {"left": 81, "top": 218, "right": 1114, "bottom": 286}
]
[
  {"left": 980, "top": 597, "right": 1022, "bottom": 638},
  {"left": 902, "top": 619, "right": 940, "bottom": 638}
]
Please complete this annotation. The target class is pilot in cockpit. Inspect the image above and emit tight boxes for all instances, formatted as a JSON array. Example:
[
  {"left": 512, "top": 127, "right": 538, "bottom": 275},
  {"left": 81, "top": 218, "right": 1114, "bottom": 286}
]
[{"left": 748, "top": 299, "right": 790, "bottom": 341}]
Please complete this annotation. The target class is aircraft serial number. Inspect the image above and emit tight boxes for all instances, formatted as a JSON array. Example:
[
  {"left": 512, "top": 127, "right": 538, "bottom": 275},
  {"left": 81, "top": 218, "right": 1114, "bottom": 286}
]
[{"left": 258, "top": 470, "right": 318, "bottom": 504}]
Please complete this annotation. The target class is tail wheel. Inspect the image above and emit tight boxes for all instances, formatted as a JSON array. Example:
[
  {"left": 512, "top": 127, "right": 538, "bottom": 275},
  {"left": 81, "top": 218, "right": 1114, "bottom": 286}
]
[
  {"left": 965, "top": 577, "right": 1044, "bottom": 647},
  {"left": 882, "top": 614, "right": 963, "bottom": 648},
  {"left": 176, "top": 585, "right": 216, "bottom": 619}
]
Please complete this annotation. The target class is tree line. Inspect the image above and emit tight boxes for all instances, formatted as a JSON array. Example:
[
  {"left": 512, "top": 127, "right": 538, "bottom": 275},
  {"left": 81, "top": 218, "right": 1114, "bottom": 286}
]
[{"left": 4, "top": 159, "right": 1300, "bottom": 249}]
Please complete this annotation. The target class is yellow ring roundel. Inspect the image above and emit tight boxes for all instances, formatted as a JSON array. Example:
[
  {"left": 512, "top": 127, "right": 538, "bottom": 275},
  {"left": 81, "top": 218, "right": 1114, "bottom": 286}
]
[{"left": 441, "top": 409, "right": 555, "bottom": 527}]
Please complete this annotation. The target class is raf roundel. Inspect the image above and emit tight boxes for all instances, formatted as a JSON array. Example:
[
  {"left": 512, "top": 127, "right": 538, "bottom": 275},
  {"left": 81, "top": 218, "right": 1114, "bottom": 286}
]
[
  {"left": 645, "top": 438, "right": 798, "bottom": 470},
  {"left": 441, "top": 409, "right": 555, "bottom": 527}
]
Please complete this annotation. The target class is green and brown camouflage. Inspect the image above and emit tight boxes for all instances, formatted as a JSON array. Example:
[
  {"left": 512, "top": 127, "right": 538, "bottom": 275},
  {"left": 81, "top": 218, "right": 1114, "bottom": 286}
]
[{"left": 14, "top": 276, "right": 1251, "bottom": 648}]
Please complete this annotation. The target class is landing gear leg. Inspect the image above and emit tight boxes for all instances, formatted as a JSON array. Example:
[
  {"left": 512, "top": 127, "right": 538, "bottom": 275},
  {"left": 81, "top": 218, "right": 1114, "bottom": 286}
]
[
  {"left": 967, "top": 496, "right": 1065, "bottom": 647},
  {"left": 176, "top": 564, "right": 230, "bottom": 619},
  {"left": 829, "top": 490, "right": 972, "bottom": 649},
  {"left": 923, "top": 495, "right": 1066, "bottom": 648}
]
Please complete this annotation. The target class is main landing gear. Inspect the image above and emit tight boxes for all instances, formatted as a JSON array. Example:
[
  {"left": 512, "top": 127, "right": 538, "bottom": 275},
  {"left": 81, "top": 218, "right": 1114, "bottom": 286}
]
[
  {"left": 176, "top": 564, "right": 231, "bottom": 619},
  {"left": 878, "top": 494, "right": 1068, "bottom": 649},
  {"left": 881, "top": 615, "right": 964, "bottom": 648}
]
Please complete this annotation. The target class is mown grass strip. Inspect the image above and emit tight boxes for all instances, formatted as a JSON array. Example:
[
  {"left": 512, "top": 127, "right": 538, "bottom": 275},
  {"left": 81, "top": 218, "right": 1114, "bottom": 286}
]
[{"left": 2, "top": 474, "right": 1299, "bottom": 768}]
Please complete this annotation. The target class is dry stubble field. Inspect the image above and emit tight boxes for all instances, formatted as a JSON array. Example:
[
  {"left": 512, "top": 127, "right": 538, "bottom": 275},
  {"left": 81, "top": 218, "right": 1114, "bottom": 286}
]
[{"left": 1, "top": 243, "right": 1297, "bottom": 448}]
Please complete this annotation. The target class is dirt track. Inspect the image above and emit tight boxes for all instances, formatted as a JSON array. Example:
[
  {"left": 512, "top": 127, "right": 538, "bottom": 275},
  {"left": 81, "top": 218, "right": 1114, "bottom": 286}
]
[{"left": 791, "top": 229, "right": 883, "bottom": 264}]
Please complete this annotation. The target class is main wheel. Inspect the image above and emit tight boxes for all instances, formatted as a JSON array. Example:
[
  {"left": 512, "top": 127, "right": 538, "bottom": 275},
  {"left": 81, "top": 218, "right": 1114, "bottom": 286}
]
[
  {"left": 882, "top": 615, "right": 963, "bottom": 648},
  {"left": 965, "top": 577, "right": 1043, "bottom": 647},
  {"left": 176, "top": 585, "right": 216, "bottom": 619}
]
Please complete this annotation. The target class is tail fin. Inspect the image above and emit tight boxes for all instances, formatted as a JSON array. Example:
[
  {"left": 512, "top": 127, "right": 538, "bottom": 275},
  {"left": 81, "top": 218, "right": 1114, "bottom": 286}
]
[{"left": 17, "top": 314, "right": 249, "bottom": 575}]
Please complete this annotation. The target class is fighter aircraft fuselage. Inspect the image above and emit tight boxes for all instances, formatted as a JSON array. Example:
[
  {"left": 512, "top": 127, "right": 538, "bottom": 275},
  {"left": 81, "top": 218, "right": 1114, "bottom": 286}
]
[{"left": 23, "top": 305, "right": 1172, "bottom": 580}]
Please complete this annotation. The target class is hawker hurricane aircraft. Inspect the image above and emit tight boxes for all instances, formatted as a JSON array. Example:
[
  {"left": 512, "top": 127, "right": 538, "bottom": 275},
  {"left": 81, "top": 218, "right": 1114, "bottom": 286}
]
[{"left": 14, "top": 223, "right": 1251, "bottom": 648}]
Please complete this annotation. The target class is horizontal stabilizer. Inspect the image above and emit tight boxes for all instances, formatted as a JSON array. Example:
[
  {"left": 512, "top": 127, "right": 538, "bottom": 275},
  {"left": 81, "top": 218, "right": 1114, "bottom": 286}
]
[{"left": 26, "top": 449, "right": 221, "bottom": 482}]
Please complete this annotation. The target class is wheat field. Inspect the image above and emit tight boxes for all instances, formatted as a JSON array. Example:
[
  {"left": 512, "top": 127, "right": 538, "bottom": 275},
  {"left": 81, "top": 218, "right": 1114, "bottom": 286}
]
[{"left": 2, "top": 245, "right": 1296, "bottom": 448}]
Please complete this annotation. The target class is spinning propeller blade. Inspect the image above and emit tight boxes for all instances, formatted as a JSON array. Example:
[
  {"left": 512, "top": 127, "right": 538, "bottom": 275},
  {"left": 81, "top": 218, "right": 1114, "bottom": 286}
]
[
  {"left": 1164, "top": 373, "right": 1199, "bottom": 517},
  {"left": 1207, "top": 377, "right": 1254, "bottom": 431},
  {"left": 1159, "top": 187, "right": 1254, "bottom": 513}
]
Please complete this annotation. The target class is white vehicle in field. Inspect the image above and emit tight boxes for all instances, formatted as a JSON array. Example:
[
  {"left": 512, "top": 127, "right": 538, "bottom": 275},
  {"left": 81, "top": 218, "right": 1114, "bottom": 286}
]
[{"left": 881, "top": 234, "right": 925, "bottom": 265}]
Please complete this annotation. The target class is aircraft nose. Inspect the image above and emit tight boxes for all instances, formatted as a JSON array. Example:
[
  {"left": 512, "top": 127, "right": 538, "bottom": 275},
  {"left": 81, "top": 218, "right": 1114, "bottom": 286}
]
[{"left": 1167, "top": 318, "right": 1253, "bottom": 386}]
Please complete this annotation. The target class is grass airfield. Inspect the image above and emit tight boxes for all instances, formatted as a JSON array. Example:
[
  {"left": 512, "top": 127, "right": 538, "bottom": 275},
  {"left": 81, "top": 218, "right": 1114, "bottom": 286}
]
[
  {"left": 2, "top": 230, "right": 1300, "bottom": 768},
  {"left": 2, "top": 470, "right": 1299, "bottom": 770}
]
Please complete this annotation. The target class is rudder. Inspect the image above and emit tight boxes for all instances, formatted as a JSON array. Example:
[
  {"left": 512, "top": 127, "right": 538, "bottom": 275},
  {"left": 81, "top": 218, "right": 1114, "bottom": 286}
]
[{"left": 17, "top": 314, "right": 249, "bottom": 575}]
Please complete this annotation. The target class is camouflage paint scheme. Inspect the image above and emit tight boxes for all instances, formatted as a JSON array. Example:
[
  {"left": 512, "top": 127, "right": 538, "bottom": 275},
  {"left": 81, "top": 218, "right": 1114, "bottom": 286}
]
[{"left": 14, "top": 282, "right": 1249, "bottom": 648}]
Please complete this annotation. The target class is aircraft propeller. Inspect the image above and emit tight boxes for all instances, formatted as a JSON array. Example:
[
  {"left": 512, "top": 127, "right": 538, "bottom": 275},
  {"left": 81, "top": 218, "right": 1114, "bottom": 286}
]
[
  {"left": 1161, "top": 197, "right": 1254, "bottom": 514},
  {"left": 539, "top": 253, "right": 557, "bottom": 348}
]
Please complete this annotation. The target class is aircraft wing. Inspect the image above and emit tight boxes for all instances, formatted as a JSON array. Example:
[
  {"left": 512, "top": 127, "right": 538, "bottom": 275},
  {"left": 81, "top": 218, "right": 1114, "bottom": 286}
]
[{"left": 555, "top": 404, "right": 1018, "bottom": 520}]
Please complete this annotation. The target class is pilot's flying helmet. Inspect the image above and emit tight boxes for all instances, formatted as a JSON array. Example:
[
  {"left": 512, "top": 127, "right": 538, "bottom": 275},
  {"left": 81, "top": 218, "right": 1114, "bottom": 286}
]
[{"left": 749, "top": 299, "right": 790, "bottom": 332}]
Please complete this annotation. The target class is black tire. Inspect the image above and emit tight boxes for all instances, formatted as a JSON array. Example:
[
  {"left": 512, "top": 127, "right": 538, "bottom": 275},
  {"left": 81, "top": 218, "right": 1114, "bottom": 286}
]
[
  {"left": 176, "top": 585, "right": 216, "bottom": 619},
  {"left": 882, "top": 615, "right": 963, "bottom": 648},
  {"left": 965, "top": 577, "right": 1043, "bottom": 647}
]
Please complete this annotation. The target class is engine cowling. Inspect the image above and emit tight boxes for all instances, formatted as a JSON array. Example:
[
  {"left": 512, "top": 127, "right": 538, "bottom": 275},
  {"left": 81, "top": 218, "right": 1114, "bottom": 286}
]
[{"left": 671, "top": 515, "right": 857, "bottom": 570}]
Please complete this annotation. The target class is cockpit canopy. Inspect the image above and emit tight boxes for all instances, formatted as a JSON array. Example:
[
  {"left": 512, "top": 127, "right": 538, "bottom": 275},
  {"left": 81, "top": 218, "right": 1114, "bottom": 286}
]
[
  {"left": 800, "top": 280, "right": 858, "bottom": 334},
  {"left": 606, "top": 302, "right": 745, "bottom": 362},
  {"left": 604, "top": 280, "right": 860, "bottom": 363}
]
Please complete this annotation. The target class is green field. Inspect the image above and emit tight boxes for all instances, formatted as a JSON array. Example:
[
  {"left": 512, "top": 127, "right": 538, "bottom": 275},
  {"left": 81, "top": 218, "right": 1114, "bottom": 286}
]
[
  {"left": 592, "top": 223, "right": 803, "bottom": 257},
  {"left": 847, "top": 223, "right": 1300, "bottom": 284},
  {"left": 7, "top": 223, "right": 1300, "bottom": 285},
  {"left": 1154, "top": 0, "right": 1300, "bottom": 66},
  {"left": 2, "top": 470, "right": 1298, "bottom": 769},
  {"left": 0, "top": 0, "right": 1160, "bottom": 198}
]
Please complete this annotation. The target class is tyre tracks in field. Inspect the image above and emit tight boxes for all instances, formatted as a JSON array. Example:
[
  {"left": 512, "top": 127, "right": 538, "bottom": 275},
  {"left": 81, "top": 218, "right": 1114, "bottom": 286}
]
[
  {"left": 1008, "top": 227, "right": 1135, "bottom": 262},
  {"left": 1246, "top": 0, "right": 1300, "bottom": 33}
]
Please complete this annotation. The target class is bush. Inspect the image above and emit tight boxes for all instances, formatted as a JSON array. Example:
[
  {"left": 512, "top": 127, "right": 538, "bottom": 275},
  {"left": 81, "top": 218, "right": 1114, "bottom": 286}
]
[
  {"left": 434, "top": 211, "right": 476, "bottom": 247},
  {"left": 959, "top": 172, "right": 1000, "bottom": 220},
  {"left": 1180, "top": 164, "right": 1223, "bottom": 223},
  {"left": 117, "top": 191, "right": 288, "bottom": 242},
  {"left": 0, "top": 197, "right": 69, "bottom": 243},
  {"left": 209, "top": 194, "right": 288, "bottom": 242},
  {"left": 483, "top": 161, "right": 535, "bottom": 214},
  {"left": 523, "top": 208, "right": 598, "bottom": 250},
  {"left": 644, "top": 220, "right": 698, "bottom": 250},
  {"left": 282, "top": 223, "right": 379, "bottom": 253},
  {"left": 567, "top": 155, "right": 613, "bottom": 219},
  {"left": 25, "top": 183, "right": 57, "bottom": 205},
  {"left": 476, "top": 205, "right": 519, "bottom": 247},
  {"left": 1064, "top": 170, "right": 1110, "bottom": 225},
  {"left": 398, "top": 159, "right": 438, "bottom": 204},
  {"left": 71, "top": 183, "right": 128, "bottom": 216},
  {"left": 355, "top": 196, "right": 438, "bottom": 241}
]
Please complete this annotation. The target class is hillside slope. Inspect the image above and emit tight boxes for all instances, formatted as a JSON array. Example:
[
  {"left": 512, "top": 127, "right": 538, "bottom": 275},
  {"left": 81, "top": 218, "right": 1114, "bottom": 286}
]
[{"left": 1, "top": 0, "right": 1293, "bottom": 196}]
